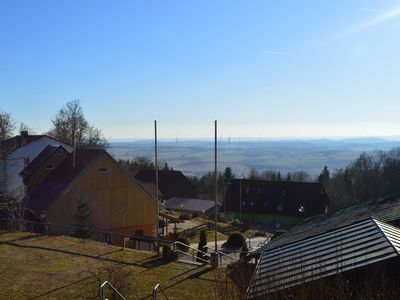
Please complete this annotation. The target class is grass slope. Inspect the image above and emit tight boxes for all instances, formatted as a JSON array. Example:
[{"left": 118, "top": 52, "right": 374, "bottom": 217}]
[{"left": 0, "top": 231, "right": 230, "bottom": 299}]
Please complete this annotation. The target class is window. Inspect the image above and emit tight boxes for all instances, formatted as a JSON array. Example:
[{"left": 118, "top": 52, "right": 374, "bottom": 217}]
[
  {"left": 45, "top": 164, "right": 54, "bottom": 170},
  {"left": 281, "top": 189, "right": 287, "bottom": 198},
  {"left": 97, "top": 167, "right": 108, "bottom": 174},
  {"left": 117, "top": 199, "right": 126, "bottom": 213},
  {"left": 250, "top": 201, "right": 254, "bottom": 206},
  {"left": 263, "top": 201, "right": 268, "bottom": 208},
  {"left": 298, "top": 205, "right": 305, "bottom": 213},
  {"left": 277, "top": 204, "right": 284, "bottom": 212},
  {"left": 241, "top": 201, "right": 246, "bottom": 206},
  {"left": 245, "top": 187, "right": 251, "bottom": 194},
  {"left": 57, "top": 150, "right": 63, "bottom": 156},
  {"left": 256, "top": 188, "right": 262, "bottom": 196}
]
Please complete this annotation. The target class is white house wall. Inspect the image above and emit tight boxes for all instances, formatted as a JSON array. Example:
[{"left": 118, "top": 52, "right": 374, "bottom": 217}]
[{"left": 2, "top": 137, "right": 72, "bottom": 198}]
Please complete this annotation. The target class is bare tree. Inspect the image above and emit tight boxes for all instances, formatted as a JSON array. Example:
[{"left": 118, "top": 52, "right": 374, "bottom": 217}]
[
  {"left": 48, "top": 100, "right": 108, "bottom": 149},
  {"left": 0, "top": 111, "right": 15, "bottom": 141},
  {"left": 18, "top": 122, "right": 35, "bottom": 135}
]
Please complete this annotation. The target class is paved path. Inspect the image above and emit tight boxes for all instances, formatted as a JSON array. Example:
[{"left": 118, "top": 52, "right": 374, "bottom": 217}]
[{"left": 190, "top": 236, "right": 269, "bottom": 251}]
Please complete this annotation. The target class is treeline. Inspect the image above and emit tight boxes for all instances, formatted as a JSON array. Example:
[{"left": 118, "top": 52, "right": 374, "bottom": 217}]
[
  {"left": 246, "top": 168, "right": 313, "bottom": 182},
  {"left": 324, "top": 148, "right": 400, "bottom": 209},
  {"left": 117, "top": 147, "right": 400, "bottom": 211},
  {"left": 117, "top": 157, "right": 173, "bottom": 176}
]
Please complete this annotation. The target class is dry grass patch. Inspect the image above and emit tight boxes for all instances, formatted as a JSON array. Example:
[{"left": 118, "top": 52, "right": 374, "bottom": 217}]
[{"left": 0, "top": 231, "right": 232, "bottom": 299}]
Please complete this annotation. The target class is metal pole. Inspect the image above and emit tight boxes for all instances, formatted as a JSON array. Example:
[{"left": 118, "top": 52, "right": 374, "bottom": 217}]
[
  {"left": 155, "top": 120, "right": 160, "bottom": 255},
  {"left": 214, "top": 120, "right": 218, "bottom": 252},
  {"left": 239, "top": 179, "right": 242, "bottom": 222}
]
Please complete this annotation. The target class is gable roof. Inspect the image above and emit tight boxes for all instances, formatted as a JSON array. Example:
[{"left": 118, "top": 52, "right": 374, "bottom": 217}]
[
  {"left": 27, "top": 148, "right": 102, "bottom": 214},
  {"left": 164, "top": 197, "right": 215, "bottom": 213},
  {"left": 252, "top": 194, "right": 400, "bottom": 256},
  {"left": 135, "top": 170, "right": 196, "bottom": 199},
  {"left": 247, "top": 218, "right": 400, "bottom": 298},
  {"left": 1, "top": 134, "right": 47, "bottom": 156},
  {"left": 1, "top": 134, "right": 72, "bottom": 157},
  {"left": 19, "top": 145, "right": 67, "bottom": 180},
  {"left": 27, "top": 148, "right": 158, "bottom": 216}
]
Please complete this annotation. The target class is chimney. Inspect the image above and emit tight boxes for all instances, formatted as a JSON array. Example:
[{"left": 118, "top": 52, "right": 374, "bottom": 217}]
[
  {"left": 72, "top": 139, "right": 76, "bottom": 168},
  {"left": 20, "top": 130, "right": 28, "bottom": 138}
]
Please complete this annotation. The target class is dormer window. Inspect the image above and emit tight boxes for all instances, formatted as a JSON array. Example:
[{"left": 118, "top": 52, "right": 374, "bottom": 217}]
[
  {"left": 45, "top": 164, "right": 54, "bottom": 170},
  {"left": 97, "top": 167, "right": 108, "bottom": 174}
]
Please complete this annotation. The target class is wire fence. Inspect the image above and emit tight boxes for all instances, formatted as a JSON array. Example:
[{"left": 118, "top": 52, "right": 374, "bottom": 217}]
[{"left": 0, "top": 218, "right": 173, "bottom": 251}]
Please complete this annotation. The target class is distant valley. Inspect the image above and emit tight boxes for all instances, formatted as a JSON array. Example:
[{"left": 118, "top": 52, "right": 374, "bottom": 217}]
[{"left": 109, "top": 137, "right": 400, "bottom": 178}]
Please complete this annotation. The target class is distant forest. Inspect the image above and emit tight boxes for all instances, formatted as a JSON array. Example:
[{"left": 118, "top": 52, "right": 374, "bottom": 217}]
[{"left": 118, "top": 147, "right": 400, "bottom": 211}]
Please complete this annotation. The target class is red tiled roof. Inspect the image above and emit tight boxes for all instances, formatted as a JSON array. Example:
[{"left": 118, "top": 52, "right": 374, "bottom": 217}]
[{"left": 27, "top": 148, "right": 102, "bottom": 214}]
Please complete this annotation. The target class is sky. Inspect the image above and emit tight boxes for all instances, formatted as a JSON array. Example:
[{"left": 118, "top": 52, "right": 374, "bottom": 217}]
[{"left": 1, "top": 0, "right": 400, "bottom": 140}]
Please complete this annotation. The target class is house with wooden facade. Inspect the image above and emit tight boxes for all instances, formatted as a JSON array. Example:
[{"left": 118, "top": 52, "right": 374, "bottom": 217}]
[
  {"left": 0, "top": 132, "right": 72, "bottom": 200},
  {"left": 27, "top": 148, "right": 157, "bottom": 244},
  {"left": 19, "top": 144, "right": 69, "bottom": 187}
]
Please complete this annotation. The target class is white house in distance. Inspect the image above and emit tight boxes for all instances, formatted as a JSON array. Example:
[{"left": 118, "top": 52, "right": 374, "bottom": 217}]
[{"left": 0, "top": 132, "right": 72, "bottom": 199}]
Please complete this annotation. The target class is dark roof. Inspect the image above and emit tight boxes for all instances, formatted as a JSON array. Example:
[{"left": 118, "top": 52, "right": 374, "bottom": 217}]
[
  {"left": 135, "top": 170, "right": 196, "bottom": 200},
  {"left": 27, "top": 148, "right": 102, "bottom": 214},
  {"left": 139, "top": 181, "right": 163, "bottom": 198},
  {"left": 19, "top": 145, "right": 66, "bottom": 180},
  {"left": 253, "top": 194, "right": 400, "bottom": 255},
  {"left": 226, "top": 179, "right": 328, "bottom": 218},
  {"left": 247, "top": 218, "right": 400, "bottom": 298},
  {"left": 1, "top": 134, "right": 47, "bottom": 155},
  {"left": 164, "top": 197, "right": 215, "bottom": 213}
]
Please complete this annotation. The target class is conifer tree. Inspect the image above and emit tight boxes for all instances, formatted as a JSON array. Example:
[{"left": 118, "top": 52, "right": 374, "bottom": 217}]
[{"left": 73, "top": 198, "right": 92, "bottom": 241}]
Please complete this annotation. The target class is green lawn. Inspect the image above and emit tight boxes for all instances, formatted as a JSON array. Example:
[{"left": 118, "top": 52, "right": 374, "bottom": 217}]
[
  {"left": 0, "top": 231, "right": 238, "bottom": 299},
  {"left": 187, "top": 230, "right": 227, "bottom": 244}
]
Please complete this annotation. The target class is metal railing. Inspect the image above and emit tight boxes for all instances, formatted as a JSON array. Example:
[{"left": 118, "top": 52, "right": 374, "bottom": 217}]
[
  {"left": 152, "top": 283, "right": 169, "bottom": 300},
  {"left": 203, "top": 245, "right": 239, "bottom": 266},
  {"left": 99, "top": 281, "right": 126, "bottom": 300},
  {"left": 0, "top": 218, "right": 173, "bottom": 252},
  {"left": 172, "top": 241, "right": 210, "bottom": 264}
]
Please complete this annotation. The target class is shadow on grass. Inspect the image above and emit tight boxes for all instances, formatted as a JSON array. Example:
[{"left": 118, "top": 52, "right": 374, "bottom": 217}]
[
  {"left": 139, "top": 266, "right": 219, "bottom": 300},
  {"left": 137, "top": 255, "right": 165, "bottom": 270},
  {"left": 0, "top": 239, "right": 144, "bottom": 268},
  {"left": 0, "top": 232, "right": 45, "bottom": 243}
]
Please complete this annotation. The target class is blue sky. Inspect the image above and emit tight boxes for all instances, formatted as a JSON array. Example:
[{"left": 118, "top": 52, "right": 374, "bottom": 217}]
[{"left": 1, "top": 1, "right": 400, "bottom": 139}]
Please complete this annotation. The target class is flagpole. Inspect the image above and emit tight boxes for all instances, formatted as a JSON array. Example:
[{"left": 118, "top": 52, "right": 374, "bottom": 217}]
[
  {"left": 155, "top": 120, "right": 160, "bottom": 255},
  {"left": 214, "top": 120, "right": 218, "bottom": 252}
]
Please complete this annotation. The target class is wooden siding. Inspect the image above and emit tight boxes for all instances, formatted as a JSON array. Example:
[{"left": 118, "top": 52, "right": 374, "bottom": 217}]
[
  {"left": 47, "top": 152, "right": 156, "bottom": 235},
  {"left": 26, "top": 147, "right": 69, "bottom": 187}
]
